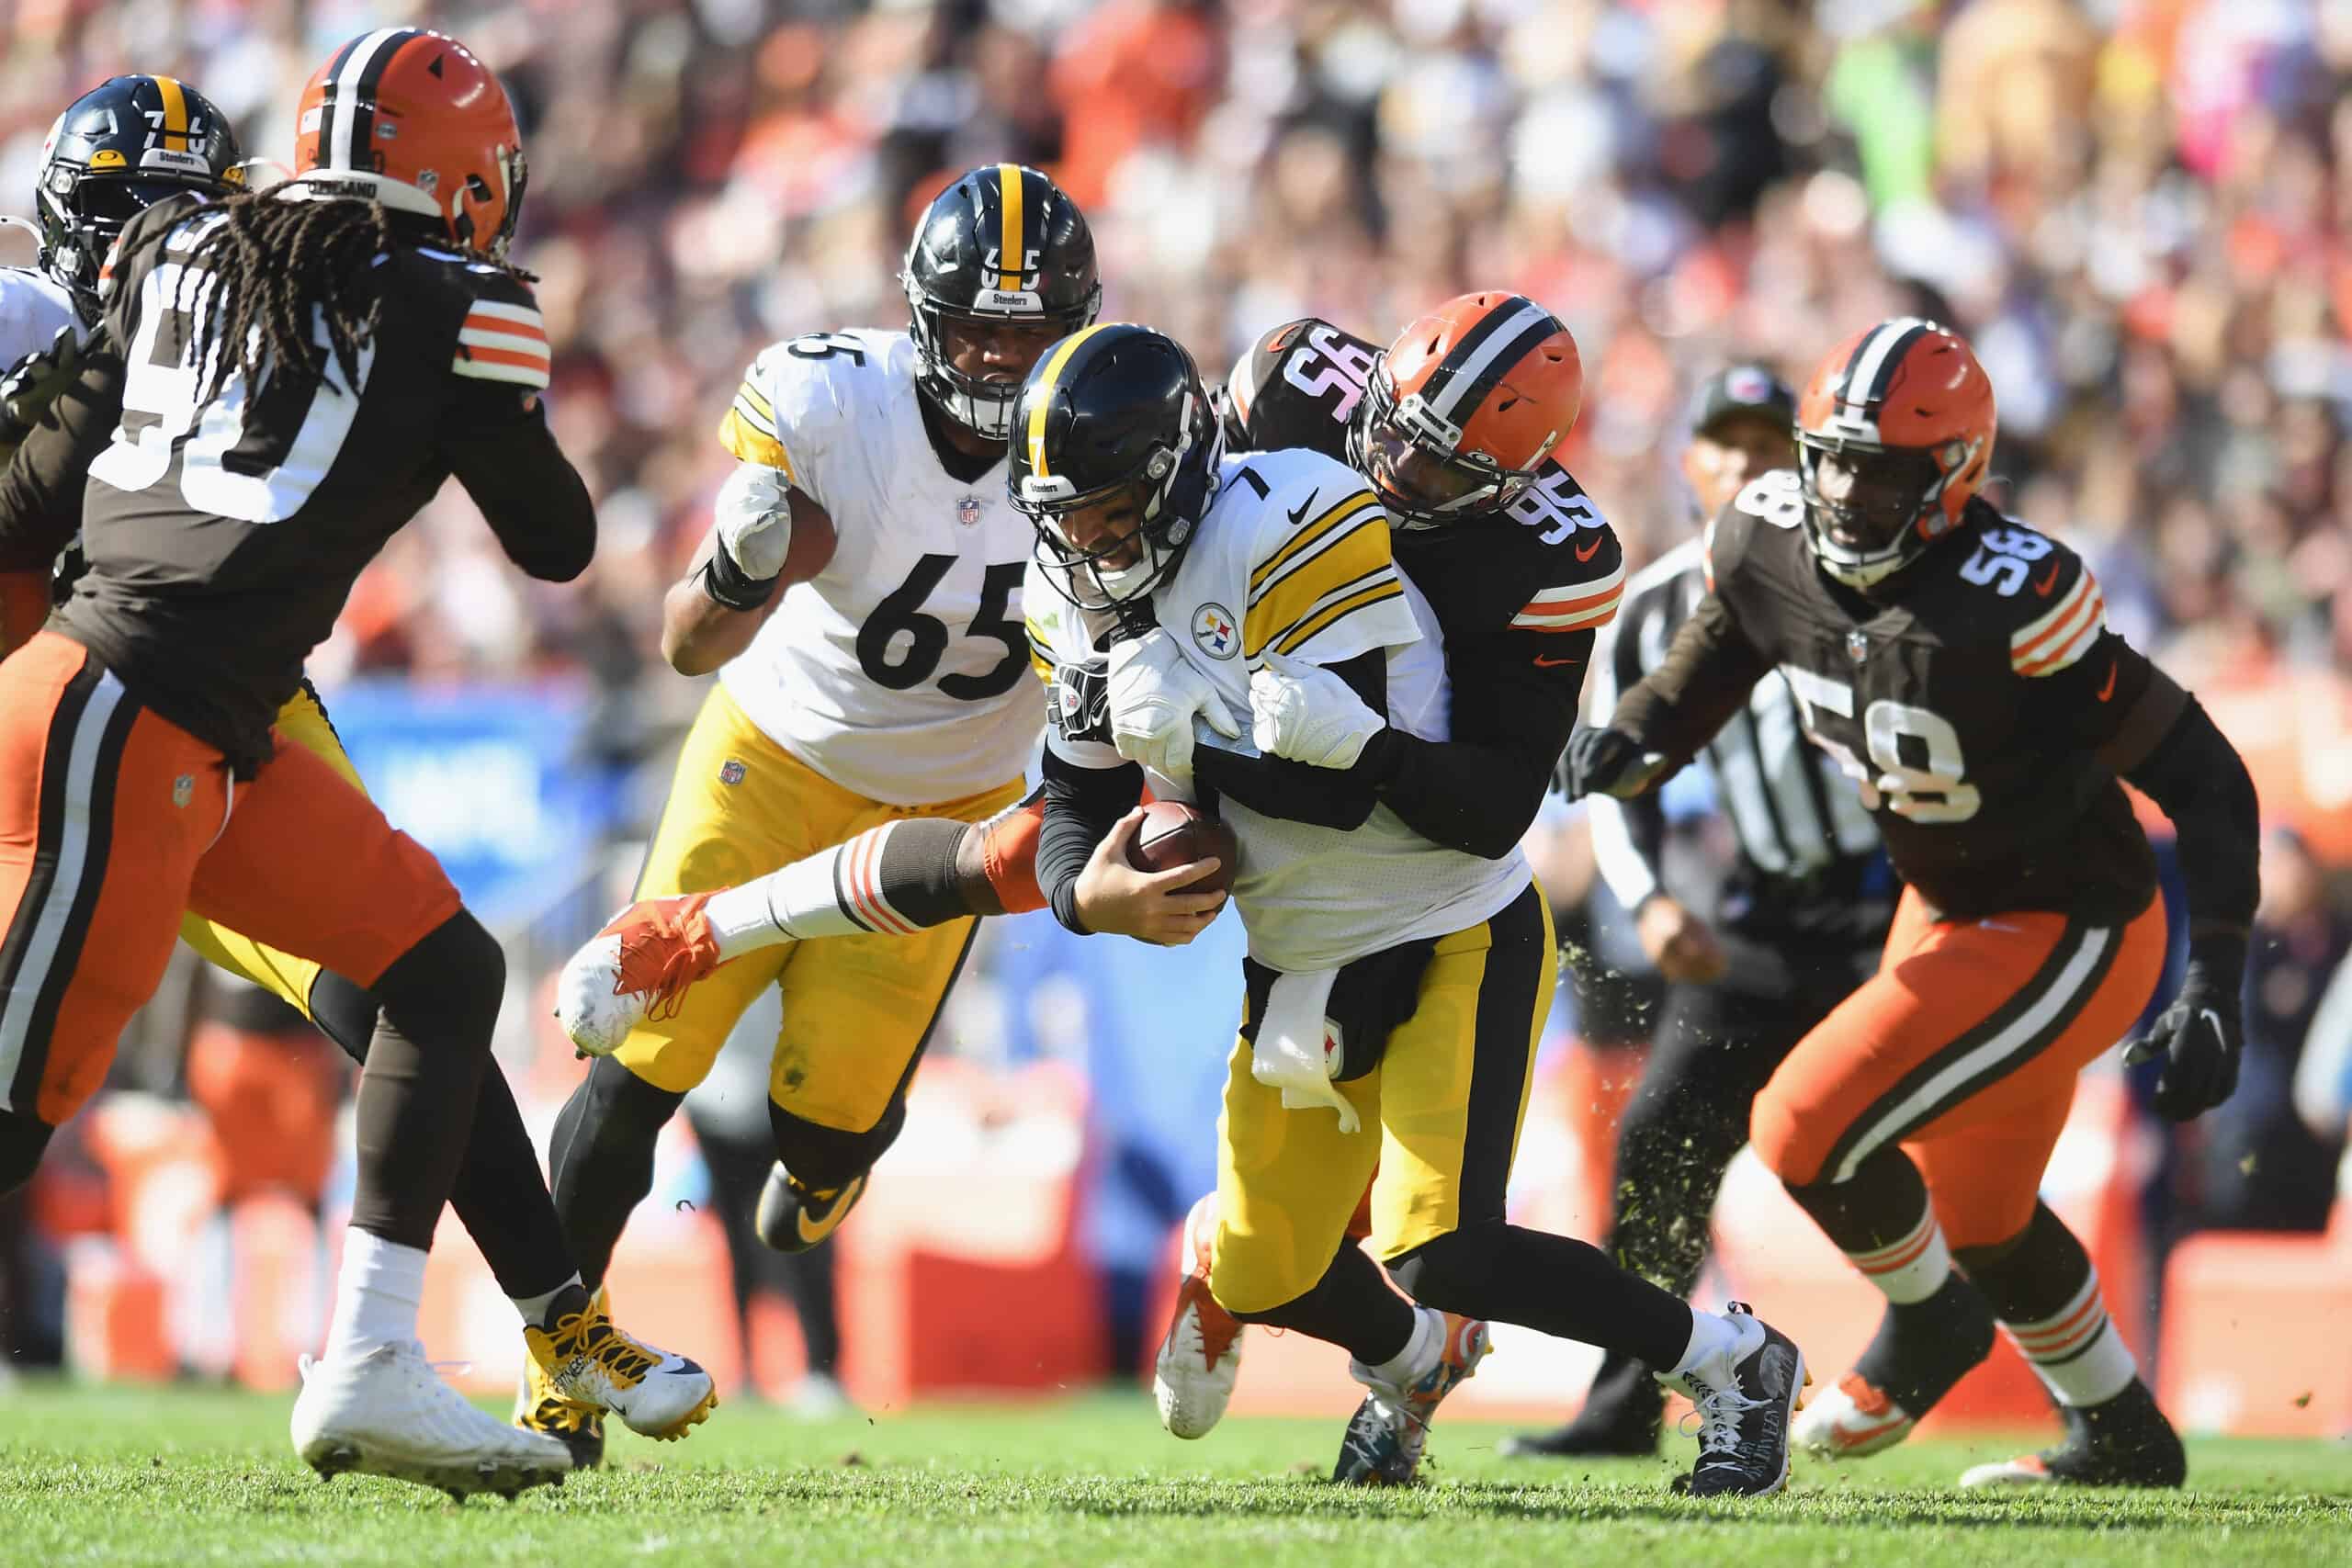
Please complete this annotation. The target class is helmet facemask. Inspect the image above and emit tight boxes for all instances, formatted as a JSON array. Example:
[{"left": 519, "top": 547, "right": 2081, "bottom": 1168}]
[
  {"left": 1019, "top": 395, "right": 1222, "bottom": 613},
  {"left": 1348, "top": 366, "right": 1541, "bottom": 530},
  {"left": 1795, "top": 432, "right": 1968, "bottom": 591},
  {"left": 906, "top": 280, "right": 1096, "bottom": 443}
]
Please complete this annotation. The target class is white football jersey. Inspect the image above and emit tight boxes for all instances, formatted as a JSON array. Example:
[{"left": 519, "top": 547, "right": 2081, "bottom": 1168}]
[
  {"left": 1032, "top": 446, "right": 1531, "bottom": 972},
  {"left": 0, "top": 265, "right": 83, "bottom": 371},
  {"left": 713, "top": 330, "right": 1043, "bottom": 806}
]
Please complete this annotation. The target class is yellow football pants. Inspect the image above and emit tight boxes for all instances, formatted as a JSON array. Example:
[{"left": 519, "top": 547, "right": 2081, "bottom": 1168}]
[
  {"left": 1209, "top": 883, "right": 1556, "bottom": 1314},
  {"left": 175, "top": 683, "right": 366, "bottom": 1020},
  {"left": 612, "top": 684, "right": 1023, "bottom": 1130}
]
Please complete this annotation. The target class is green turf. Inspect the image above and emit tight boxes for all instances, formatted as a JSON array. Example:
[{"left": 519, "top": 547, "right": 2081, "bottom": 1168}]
[{"left": 0, "top": 1382, "right": 2346, "bottom": 1567}]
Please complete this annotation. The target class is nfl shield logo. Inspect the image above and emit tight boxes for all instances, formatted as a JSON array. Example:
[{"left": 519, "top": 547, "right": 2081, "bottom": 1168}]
[
  {"left": 1845, "top": 629, "right": 1870, "bottom": 663},
  {"left": 956, "top": 495, "right": 984, "bottom": 528},
  {"left": 718, "top": 759, "right": 747, "bottom": 786},
  {"left": 171, "top": 773, "right": 194, "bottom": 808}
]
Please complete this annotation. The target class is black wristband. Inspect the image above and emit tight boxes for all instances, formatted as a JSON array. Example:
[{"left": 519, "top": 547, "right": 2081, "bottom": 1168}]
[
  {"left": 2183, "top": 931, "right": 2249, "bottom": 999},
  {"left": 699, "top": 539, "right": 777, "bottom": 612}
]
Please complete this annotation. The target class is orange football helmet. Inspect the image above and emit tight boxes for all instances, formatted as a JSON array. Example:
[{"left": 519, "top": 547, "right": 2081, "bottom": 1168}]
[
  {"left": 1350, "top": 291, "right": 1583, "bottom": 527},
  {"left": 288, "top": 28, "right": 527, "bottom": 261},
  {"left": 1794, "top": 317, "right": 1996, "bottom": 590}
]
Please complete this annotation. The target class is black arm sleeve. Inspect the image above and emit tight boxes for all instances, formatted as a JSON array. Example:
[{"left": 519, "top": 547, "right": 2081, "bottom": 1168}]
[
  {"left": 0, "top": 345, "right": 125, "bottom": 574},
  {"left": 1192, "top": 648, "right": 1387, "bottom": 830},
  {"left": 1038, "top": 745, "right": 1146, "bottom": 934},
  {"left": 439, "top": 381, "right": 595, "bottom": 582},
  {"left": 1606, "top": 592, "right": 1773, "bottom": 777},
  {"left": 2121, "top": 693, "right": 2261, "bottom": 964},
  {"left": 1357, "top": 628, "right": 1592, "bottom": 859}
]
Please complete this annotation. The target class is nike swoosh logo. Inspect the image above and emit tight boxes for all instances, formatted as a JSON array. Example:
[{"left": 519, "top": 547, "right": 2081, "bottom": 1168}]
[
  {"left": 2097, "top": 660, "right": 2117, "bottom": 702},
  {"left": 1574, "top": 536, "right": 1601, "bottom": 562},
  {"left": 1532, "top": 655, "right": 1581, "bottom": 669},
  {"left": 2199, "top": 1006, "right": 2224, "bottom": 1043},
  {"left": 2033, "top": 562, "right": 2062, "bottom": 596},
  {"left": 1286, "top": 490, "right": 1317, "bottom": 527}
]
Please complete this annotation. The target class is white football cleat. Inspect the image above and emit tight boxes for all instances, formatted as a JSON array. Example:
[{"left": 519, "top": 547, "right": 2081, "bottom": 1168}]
[
  {"left": 554, "top": 894, "right": 723, "bottom": 1056},
  {"left": 1792, "top": 1372, "right": 1917, "bottom": 1461},
  {"left": 292, "top": 1339, "right": 572, "bottom": 1500},
  {"left": 1154, "top": 1193, "right": 1245, "bottom": 1439}
]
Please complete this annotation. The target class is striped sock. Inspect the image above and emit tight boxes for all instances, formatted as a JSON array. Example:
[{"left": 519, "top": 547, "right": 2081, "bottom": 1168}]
[
  {"left": 1999, "top": 1268, "right": 2137, "bottom": 1407},
  {"left": 1845, "top": 1205, "right": 1953, "bottom": 1305}
]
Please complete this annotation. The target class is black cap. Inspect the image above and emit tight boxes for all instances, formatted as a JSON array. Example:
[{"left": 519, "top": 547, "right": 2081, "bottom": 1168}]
[{"left": 1690, "top": 363, "right": 1796, "bottom": 436}]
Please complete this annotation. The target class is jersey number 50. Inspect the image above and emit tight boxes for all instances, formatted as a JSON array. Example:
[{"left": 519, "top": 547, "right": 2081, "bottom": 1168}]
[{"left": 1779, "top": 664, "right": 1982, "bottom": 824}]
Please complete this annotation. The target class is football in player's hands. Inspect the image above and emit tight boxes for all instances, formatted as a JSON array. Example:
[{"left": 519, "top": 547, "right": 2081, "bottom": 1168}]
[{"left": 1125, "top": 800, "right": 1238, "bottom": 896}]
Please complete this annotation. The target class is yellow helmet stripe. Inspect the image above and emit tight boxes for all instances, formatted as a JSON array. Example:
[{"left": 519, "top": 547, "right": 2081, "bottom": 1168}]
[
  {"left": 997, "top": 164, "right": 1024, "bottom": 292},
  {"left": 155, "top": 76, "right": 189, "bottom": 145},
  {"left": 1024, "top": 322, "right": 1114, "bottom": 479}
]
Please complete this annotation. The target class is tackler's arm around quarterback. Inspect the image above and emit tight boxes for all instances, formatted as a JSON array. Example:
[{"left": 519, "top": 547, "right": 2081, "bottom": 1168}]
[
  {"left": 1104, "top": 626, "right": 1241, "bottom": 786},
  {"left": 661, "top": 466, "right": 836, "bottom": 676},
  {"left": 1193, "top": 647, "right": 1387, "bottom": 831}
]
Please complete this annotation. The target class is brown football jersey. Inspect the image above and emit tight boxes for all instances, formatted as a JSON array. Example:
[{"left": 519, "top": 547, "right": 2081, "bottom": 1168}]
[{"left": 1611, "top": 468, "right": 2159, "bottom": 923}]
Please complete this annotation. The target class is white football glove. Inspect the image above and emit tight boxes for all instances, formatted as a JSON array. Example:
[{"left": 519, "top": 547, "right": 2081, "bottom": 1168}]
[
  {"left": 1250, "top": 650, "right": 1385, "bottom": 770},
  {"left": 1107, "top": 628, "right": 1241, "bottom": 785},
  {"left": 713, "top": 461, "right": 796, "bottom": 581}
]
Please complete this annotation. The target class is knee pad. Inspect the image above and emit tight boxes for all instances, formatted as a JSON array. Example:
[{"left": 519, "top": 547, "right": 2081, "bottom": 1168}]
[
  {"left": 371, "top": 910, "right": 506, "bottom": 1055},
  {"left": 0, "top": 1111, "right": 53, "bottom": 1196},
  {"left": 769, "top": 1092, "right": 905, "bottom": 1191}
]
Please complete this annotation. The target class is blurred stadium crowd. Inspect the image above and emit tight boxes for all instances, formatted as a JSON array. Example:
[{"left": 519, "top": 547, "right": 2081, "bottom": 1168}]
[{"left": 1, "top": 0, "right": 2348, "bottom": 1396}]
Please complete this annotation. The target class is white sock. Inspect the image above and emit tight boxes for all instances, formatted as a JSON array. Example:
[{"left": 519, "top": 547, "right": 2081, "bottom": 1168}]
[
  {"left": 1366, "top": 1305, "right": 1442, "bottom": 1387},
  {"left": 1999, "top": 1269, "right": 2138, "bottom": 1407},
  {"left": 510, "top": 1273, "right": 583, "bottom": 1328},
  {"left": 322, "top": 1229, "right": 427, "bottom": 1362},
  {"left": 706, "top": 844, "right": 872, "bottom": 956},
  {"left": 1667, "top": 1308, "right": 1746, "bottom": 1380},
  {"left": 1845, "top": 1207, "right": 1954, "bottom": 1305}
]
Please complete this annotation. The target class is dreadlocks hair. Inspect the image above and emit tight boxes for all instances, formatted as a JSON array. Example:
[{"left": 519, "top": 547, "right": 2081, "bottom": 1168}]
[{"left": 175, "top": 182, "right": 395, "bottom": 404}]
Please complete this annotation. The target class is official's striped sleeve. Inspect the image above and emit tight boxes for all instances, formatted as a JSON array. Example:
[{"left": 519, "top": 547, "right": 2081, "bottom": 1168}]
[
  {"left": 1242, "top": 488, "right": 1414, "bottom": 663},
  {"left": 452, "top": 299, "right": 550, "bottom": 389},
  {"left": 2011, "top": 558, "right": 2104, "bottom": 676},
  {"left": 717, "top": 372, "right": 795, "bottom": 479}
]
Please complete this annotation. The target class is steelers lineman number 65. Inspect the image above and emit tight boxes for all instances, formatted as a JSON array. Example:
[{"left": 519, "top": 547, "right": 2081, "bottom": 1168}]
[{"left": 1779, "top": 664, "right": 1982, "bottom": 823}]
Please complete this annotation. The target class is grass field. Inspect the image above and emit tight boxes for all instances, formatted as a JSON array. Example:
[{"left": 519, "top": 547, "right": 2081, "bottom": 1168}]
[{"left": 2, "top": 1382, "right": 2346, "bottom": 1568}]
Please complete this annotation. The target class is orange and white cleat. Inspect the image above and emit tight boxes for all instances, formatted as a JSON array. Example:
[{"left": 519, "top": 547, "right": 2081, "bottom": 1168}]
[
  {"left": 1154, "top": 1192, "right": 1246, "bottom": 1439},
  {"left": 556, "top": 894, "right": 722, "bottom": 1056},
  {"left": 1792, "top": 1371, "right": 1917, "bottom": 1461}
]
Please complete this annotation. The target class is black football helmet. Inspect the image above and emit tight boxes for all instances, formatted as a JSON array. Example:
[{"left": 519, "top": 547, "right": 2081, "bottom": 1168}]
[
  {"left": 37, "top": 76, "right": 243, "bottom": 321},
  {"left": 903, "top": 164, "right": 1101, "bottom": 443},
  {"left": 1012, "top": 323, "right": 1223, "bottom": 611}
]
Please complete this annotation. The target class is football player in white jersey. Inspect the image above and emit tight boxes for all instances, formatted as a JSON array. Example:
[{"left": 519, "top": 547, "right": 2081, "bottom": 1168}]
[
  {"left": 533, "top": 165, "right": 1100, "bottom": 1450},
  {"left": 1010, "top": 324, "right": 1809, "bottom": 1496}
]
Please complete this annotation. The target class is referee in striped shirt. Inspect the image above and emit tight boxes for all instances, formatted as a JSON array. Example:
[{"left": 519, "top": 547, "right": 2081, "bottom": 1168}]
[{"left": 1508, "top": 365, "right": 1896, "bottom": 1458}]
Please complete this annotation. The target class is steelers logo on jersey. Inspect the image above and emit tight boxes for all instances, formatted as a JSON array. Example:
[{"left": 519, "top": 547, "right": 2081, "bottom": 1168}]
[{"left": 1193, "top": 602, "right": 1238, "bottom": 660}]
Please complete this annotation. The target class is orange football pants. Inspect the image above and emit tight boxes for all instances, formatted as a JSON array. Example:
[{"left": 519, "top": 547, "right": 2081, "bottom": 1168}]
[
  {"left": 1751, "top": 885, "right": 2166, "bottom": 1249},
  {"left": 0, "top": 633, "right": 459, "bottom": 1128}
]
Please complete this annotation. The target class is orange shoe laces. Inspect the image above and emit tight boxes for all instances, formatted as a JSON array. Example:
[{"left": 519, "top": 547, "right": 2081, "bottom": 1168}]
[{"left": 612, "top": 900, "right": 718, "bottom": 1021}]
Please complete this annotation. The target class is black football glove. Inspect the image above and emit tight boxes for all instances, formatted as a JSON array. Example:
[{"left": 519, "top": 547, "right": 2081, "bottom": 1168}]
[
  {"left": 0, "top": 325, "right": 85, "bottom": 468},
  {"left": 1555, "top": 724, "right": 1667, "bottom": 800},
  {"left": 2121, "top": 955, "right": 2243, "bottom": 1122}
]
